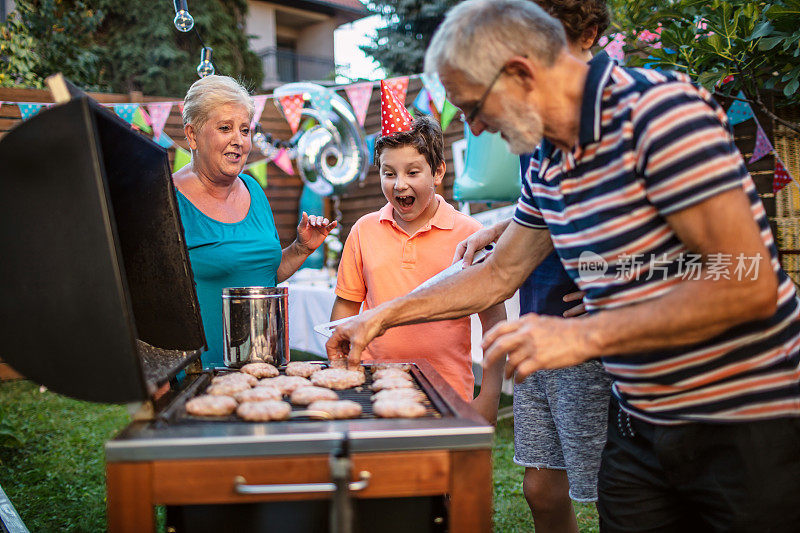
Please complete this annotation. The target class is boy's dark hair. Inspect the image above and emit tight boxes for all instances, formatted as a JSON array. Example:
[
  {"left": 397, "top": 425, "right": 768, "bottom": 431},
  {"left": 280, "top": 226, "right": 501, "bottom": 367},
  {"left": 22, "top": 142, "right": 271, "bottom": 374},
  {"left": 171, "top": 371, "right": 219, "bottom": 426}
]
[
  {"left": 374, "top": 114, "right": 445, "bottom": 173},
  {"left": 534, "top": 0, "right": 609, "bottom": 47}
]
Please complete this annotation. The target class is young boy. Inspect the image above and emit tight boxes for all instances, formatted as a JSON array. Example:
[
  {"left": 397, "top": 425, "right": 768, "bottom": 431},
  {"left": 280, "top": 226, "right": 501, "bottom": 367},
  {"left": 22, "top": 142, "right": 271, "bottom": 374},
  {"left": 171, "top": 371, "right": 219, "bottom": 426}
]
[{"left": 330, "top": 81, "right": 506, "bottom": 423}]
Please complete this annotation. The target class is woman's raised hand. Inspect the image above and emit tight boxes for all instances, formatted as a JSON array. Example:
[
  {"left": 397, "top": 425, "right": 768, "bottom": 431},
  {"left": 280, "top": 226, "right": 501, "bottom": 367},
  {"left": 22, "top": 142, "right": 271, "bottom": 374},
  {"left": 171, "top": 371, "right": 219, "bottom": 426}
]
[{"left": 296, "top": 211, "right": 337, "bottom": 254}]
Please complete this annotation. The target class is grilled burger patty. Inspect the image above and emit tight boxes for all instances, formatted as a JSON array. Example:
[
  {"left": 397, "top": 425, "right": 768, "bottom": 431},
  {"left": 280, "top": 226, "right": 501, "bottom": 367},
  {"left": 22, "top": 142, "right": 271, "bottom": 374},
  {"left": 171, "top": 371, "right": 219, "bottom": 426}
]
[
  {"left": 240, "top": 362, "right": 280, "bottom": 378},
  {"left": 236, "top": 400, "right": 292, "bottom": 421},
  {"left": 290, "top": 386, "right": 339, "bottom": 405},
  {"left": 308, "top": 400, "right": 363, "bottom": 419},
  {"left": 285, "top": 361, "right": 323, "bottom": 378},
  {"left": 185, "top": 394, "right": 238, "bottom": 416}
]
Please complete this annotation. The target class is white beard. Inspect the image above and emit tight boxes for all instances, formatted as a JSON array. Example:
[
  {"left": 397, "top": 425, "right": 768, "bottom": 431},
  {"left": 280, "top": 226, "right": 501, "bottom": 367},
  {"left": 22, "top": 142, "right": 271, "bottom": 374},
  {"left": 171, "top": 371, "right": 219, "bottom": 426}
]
[{"left": 498, "top": 97, "right": 544, "bottom": 155}]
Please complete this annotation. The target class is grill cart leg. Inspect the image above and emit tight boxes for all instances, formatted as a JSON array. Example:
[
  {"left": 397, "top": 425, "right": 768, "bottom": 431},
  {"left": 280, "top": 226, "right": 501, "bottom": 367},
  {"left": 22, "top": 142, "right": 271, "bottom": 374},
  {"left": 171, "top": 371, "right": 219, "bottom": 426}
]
[
  {"left": 107, "top": 462, "right": 155, "bottom": 533},
  {"left": 449, "top": 450, "right": 492, "bottom": 532},
  {"left": 329, "top": 432, "right": 353, "bottom": 533}
]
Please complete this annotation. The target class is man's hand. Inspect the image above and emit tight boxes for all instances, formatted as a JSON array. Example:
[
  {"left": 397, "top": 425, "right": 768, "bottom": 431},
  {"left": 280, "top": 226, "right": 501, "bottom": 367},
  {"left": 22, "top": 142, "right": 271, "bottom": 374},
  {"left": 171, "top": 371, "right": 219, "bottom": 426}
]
[
  {"left": 325, "top": 308, "right": 386, "bottom": 367},
  {"left": 453, "top": 219, "right": 511, "bottom": 265},
  {"left": 482, "top": 314, "right": 597, "bottom": 382}
]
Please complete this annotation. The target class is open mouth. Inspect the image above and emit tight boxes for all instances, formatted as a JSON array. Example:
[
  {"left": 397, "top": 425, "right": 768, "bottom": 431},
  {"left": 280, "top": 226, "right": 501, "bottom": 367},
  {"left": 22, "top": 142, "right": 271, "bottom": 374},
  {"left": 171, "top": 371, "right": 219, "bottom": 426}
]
[
  {"left": 395, "top": 195, "right": 415, "bottom": 209},
  {"left": 224, "top": 152, "right": 241, "bottom": 162}
]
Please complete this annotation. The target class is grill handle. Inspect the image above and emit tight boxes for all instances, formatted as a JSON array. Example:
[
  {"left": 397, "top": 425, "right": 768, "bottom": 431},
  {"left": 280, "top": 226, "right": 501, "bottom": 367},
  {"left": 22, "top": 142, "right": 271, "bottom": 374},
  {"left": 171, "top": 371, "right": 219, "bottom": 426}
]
[{"left": 233, "top": 472, "right": 371, "bottom": 495}]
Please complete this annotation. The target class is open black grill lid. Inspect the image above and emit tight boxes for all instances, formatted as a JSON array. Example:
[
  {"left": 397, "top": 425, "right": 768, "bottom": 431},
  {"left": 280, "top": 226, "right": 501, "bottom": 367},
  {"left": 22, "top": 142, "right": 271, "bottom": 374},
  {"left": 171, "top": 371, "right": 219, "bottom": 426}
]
[{"left": 0, "top": 92, "right": 206, "bottom": 403}]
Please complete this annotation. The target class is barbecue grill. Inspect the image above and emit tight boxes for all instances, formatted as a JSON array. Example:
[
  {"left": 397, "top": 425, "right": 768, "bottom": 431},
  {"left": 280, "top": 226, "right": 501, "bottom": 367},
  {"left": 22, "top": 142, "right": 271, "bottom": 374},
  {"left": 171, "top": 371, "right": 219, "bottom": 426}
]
[{"left": 0, "top": 84, "right": 494, "bottom": 532}]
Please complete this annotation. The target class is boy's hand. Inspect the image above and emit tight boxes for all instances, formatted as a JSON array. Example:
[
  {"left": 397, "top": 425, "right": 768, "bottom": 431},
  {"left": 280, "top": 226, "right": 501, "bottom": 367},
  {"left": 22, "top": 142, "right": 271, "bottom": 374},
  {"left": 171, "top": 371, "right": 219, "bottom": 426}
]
[
  {"left": 562, "top": 290, "right": 587, "bottom": 318},
  {"left": 453, "top": 219, "right": 510, "bottom": 266},
  {"left": 325, "top": 308, "right": 386, "bottom": 366}
]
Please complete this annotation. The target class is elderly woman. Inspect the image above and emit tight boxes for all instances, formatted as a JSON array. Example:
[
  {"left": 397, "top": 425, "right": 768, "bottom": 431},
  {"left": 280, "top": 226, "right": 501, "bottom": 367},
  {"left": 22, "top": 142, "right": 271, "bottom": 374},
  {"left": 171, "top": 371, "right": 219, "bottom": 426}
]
[{"left": 174, "top": 75, "right": 335, "bottom": 368}]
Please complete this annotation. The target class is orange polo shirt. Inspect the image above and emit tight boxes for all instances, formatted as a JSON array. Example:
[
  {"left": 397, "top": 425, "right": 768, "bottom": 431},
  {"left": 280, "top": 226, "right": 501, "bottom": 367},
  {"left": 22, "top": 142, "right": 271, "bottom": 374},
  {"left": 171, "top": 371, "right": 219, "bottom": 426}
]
[{"left": 335, "top": 195, "right": 482, "bottom": 400}]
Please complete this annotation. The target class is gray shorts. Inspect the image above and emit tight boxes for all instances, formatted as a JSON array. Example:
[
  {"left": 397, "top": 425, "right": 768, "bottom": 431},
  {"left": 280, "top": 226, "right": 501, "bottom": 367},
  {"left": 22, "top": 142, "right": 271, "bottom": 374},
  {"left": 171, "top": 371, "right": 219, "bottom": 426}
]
[{"left": 513, "top": 359, "right": 613, "bottom": 502}]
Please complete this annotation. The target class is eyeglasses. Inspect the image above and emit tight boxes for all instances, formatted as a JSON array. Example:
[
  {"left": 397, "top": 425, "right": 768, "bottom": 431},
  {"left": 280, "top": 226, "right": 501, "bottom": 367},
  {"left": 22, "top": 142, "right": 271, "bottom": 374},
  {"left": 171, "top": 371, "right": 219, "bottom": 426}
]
[{"left": 465, "top": 66, "right": 505, "bottom": 124}]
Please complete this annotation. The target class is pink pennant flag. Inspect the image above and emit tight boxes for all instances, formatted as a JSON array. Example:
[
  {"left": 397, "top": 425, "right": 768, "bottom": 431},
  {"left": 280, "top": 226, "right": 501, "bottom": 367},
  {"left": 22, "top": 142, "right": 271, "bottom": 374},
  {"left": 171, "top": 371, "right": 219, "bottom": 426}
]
[
  {"left": 177, "top": 102, "right": 185, "bottom": 115},
  {"left": 0, "top": 102, "right": 3, "bottom": 111},
  {"left": 344, "top": 82, "right": 373, "bottom": 127},
  {"left": 749, "top": 121, "right": 774, "bottom": 164},
  {"left": 251, "top": 95, "right": 268, "bottom": 129},
  {"left": 384, "top": 77, "right": 409, "bottom": 107},
  {"left": 604, "top": 33, "right": 625, "bottom": 63},
  {"left": 774, "top": 158, "right": 794, "bottom": 193},
  {"left": 146, "top": 102, "right": 173, "bottom": 141},
  {"left": 272, "top": 148, "right": 295, "bottom": 175},
  {"left": 279, "top": 94, "right": 305, "bottom": 134}
]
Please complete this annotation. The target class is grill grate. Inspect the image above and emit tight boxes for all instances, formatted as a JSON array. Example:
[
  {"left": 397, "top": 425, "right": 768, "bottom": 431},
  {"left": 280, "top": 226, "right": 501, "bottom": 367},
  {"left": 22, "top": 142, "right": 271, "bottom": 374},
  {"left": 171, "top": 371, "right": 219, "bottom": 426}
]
[{"left": 174, "top": 363, "right": 442, "bottom": 424}]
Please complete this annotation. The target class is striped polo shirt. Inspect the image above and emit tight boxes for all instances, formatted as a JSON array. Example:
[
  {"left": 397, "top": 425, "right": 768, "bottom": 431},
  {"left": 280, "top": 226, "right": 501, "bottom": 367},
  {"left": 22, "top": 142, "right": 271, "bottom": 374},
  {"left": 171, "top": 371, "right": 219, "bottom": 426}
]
[{"left": 514, "top": 54, "right": 800, "bottom": 424}]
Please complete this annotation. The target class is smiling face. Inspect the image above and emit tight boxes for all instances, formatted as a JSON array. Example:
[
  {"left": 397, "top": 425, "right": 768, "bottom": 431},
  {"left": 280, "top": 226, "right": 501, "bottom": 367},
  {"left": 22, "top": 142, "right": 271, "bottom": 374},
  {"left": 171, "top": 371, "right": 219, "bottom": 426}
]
[
  {"left": 379, "top": 145, "right": 445, "bottom": 231},
  {"left": 186, "top": 102, "right": 252, "bottom": 181}
]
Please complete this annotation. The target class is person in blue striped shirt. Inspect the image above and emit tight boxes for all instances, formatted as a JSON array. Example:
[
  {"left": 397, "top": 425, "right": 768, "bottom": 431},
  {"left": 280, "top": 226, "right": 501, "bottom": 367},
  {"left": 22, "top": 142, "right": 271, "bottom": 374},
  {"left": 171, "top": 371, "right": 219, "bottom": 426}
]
[
  {"left": 327, "top": 0, "right": 800, "bottom": 529},
  {"left": 453, "top": 2, "right": 614, "bottom": 531}
]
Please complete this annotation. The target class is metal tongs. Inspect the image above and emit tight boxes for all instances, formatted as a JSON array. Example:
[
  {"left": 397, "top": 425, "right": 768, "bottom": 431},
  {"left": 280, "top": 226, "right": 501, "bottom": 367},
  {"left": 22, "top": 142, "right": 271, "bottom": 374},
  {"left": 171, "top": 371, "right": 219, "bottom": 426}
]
[{"left": 313, "top": 244, "right": 494, "bottom": 338}]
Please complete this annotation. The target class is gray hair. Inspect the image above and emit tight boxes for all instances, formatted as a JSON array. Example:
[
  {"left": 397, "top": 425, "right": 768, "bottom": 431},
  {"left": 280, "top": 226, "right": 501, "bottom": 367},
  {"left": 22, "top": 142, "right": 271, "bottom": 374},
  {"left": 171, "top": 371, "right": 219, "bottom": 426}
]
[
  {"left": 424, "top": 0, "right": 567, "bottom": 86},
  {"left": 182, "top": 75, "right": 254, "bottom": 130}
]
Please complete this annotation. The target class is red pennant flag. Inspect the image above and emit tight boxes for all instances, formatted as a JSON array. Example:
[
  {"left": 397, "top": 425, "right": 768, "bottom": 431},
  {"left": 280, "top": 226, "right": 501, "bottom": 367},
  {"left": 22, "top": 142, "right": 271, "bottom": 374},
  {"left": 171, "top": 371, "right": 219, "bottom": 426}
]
[
  {"left": 344, "top": 82, "right": 373, "bottom": 127},
  {"left": 251, "top": 95, "right": 268, "bottom": 129},
  {"left": 380, "top": 80, "right": 414, "bottom": 137},
  {"left": 272, "top": 148, "right": 295, "bottom": 175},
  {"left": 384, "top": 76, "right": 409, "bottom": 107},
  {"left": 178, "top": 102, "right": 184, "bottom": 115},
  {"left": 774, "top": 158, "right": 793, "bottom": 193},
  {"left": 146, "top": 102, "right": 173, "bottom": 141},
  {"left": 279, "top": 94, "right": 305, "bottom": 134}
]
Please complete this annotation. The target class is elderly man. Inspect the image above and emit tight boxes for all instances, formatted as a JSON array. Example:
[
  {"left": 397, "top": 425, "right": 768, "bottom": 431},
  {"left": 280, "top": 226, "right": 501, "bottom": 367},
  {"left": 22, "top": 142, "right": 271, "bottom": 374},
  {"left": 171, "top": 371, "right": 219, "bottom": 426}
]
[{"left": 328, "top": 0, "right": 800, "bottom": 530}]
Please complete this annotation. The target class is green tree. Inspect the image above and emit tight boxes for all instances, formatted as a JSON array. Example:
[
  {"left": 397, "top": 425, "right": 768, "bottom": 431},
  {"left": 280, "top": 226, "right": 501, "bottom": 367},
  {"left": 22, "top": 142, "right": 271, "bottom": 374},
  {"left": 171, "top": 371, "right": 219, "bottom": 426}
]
[
  {"left": 607, "top": 0, "right": 800, "bottom": 132},
  {"left": 360, "top": 0, "right": 460, "bottom": 76},
  {"left": 0, "top": 0, "right": 263, "bottom": 96}
]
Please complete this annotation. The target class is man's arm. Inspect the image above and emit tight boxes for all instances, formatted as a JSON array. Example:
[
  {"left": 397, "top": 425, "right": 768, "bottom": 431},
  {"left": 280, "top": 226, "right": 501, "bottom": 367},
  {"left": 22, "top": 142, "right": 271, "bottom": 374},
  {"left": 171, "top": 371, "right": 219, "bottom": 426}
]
[
  {"left": 484, "top": 186, "right": 779, "bottom": 380},
  {"left": 471, "top": 303, "right": 507, "bottom": 424},
  {"left": 326, "top": 223, "right": 554, "bottom": 365}
]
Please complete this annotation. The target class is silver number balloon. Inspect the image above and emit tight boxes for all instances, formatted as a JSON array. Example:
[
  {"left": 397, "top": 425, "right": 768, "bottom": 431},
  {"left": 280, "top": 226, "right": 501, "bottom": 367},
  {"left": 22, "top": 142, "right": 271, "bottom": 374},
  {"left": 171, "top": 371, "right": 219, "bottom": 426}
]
[{"left": 273, "top": 83, "right": 368, "bottom": 196}]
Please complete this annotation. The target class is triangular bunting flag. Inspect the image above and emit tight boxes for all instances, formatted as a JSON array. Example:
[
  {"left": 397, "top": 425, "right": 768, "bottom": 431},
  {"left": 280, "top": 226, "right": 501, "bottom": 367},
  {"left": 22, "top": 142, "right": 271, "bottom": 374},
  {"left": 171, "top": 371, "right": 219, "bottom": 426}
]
[
  {"left": 251, "top": 95, "right": 268, "bottom": 129},
  {"left": 248, "top": 160, "right": 268, "bottom": 188},
  {"left": 173, "top": 147, "right": 192, "bottom": 173},
  {"left": 440, "top": 100, "right": 459, "bottom": 131},
  {"left": 344, "top": 82, "right": 372, "bottom": 126},
  {"left": 114, "top": 104, "right": 139, "bottom": 125},
  {"left": 154, "top": 132, "right": 175, "bottom": 149},
  {"left": 421, "top": 73, "right": 446, "bottom": 112},
  {"left": 726, "top": 92, "right": 754, "bottom": 126},
  {"left": 310, "top": 89, "right": 333, "bottom": 114},
  {"left": 178, "top": 102, "right": 185, "bottom": 115},
  {"left": 749, "top": 121, "right": 773, "bottom": 164},
  {"left": 413, "top": 88, "right": 432, "bottom": 115},
  {"left": 132, "top": 107, "right": 153, "bottom": 133},
  {"left": 18, "top": 103, "right": 44, "bottom": 120},
  {"left": 774, "top": 158, "right": 793, "bottom": 193},
  {"left": 147, "top": 102, "right": 173, "bottom": 140},
  {"left": 384, "top": 76, "right": 409, "bottom": 107},
  {"left": 365, "top": 133, "right": 377, "bottom": 166},
  {"left": 0, "top": 102, "right": 3, "bottom": 111},
  {"left": 279, "top": 94, "right": 305, "bottom": 134},
  {"left": 380, "top": 80, "right": 414, "bottom": 136},
  {"left": 272, "top": 148, "right": 295, "bottom": 175}
]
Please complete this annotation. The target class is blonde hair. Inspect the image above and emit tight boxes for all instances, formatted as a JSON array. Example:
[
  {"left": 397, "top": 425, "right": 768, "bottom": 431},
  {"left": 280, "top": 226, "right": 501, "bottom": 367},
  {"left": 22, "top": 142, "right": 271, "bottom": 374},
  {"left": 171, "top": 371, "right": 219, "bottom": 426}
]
[{"left": 182, "top": 75, "right": 254, "bottom": 130}]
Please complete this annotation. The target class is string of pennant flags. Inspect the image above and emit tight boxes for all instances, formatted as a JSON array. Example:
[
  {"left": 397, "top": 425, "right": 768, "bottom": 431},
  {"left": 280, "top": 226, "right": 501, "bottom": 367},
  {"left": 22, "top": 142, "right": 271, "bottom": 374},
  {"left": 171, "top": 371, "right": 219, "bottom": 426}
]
[{"left": 1, "top": 72, "right": 460, "bottom": 182}]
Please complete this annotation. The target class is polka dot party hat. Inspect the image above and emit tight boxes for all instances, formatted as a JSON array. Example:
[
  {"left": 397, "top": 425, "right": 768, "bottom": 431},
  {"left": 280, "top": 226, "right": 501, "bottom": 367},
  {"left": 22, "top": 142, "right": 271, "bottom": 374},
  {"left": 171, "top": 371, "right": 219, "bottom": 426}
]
[{"left": 380, "top": 80, "right": 414, "bottom": 137}]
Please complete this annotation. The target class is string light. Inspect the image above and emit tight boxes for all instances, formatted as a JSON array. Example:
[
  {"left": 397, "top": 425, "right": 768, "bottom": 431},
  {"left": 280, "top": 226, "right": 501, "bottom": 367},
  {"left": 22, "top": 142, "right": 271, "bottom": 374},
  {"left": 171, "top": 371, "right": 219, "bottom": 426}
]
[
  {"left": 196, "top": 47, "right": 215, "bottom": 78},
  {"left": 173, "top": 0, "right": 194, "bottom": 32}
]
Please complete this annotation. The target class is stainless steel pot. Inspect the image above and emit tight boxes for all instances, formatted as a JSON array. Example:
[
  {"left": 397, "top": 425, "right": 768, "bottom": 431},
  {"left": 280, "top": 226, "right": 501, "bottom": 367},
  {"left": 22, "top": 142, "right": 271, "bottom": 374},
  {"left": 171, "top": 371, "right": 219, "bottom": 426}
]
[{"left": 222, "top": 287, "right": 289, "bottom": 368}]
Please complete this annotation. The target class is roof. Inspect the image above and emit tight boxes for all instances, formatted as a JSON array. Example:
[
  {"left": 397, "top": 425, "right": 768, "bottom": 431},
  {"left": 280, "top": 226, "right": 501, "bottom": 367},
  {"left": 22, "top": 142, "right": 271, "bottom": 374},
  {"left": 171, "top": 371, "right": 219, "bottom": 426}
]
[{"left": 263, "top": 0, "right": 370, "bottom": 22}]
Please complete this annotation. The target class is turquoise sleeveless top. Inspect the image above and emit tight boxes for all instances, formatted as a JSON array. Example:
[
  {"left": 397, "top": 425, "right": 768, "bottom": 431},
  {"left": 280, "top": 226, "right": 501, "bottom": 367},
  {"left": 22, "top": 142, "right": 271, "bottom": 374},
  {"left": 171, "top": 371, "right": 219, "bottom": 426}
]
[{"left": 176, "top": 174, "right": 282, "bottom": 368}]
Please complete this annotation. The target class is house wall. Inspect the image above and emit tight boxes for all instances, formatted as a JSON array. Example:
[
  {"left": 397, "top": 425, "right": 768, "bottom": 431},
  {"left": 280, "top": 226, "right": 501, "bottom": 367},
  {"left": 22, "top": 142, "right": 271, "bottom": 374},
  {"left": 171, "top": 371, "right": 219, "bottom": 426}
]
[{"left": 296, "top": 19, "right": 337, "bottom": 81}]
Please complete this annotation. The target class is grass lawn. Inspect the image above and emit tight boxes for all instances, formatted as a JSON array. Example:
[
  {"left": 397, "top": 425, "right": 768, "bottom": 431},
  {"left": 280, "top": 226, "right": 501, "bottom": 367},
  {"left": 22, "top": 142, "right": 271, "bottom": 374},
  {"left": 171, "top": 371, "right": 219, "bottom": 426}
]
[{"left": 0, "top": 380, "right": 599, "bottom": 531}]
